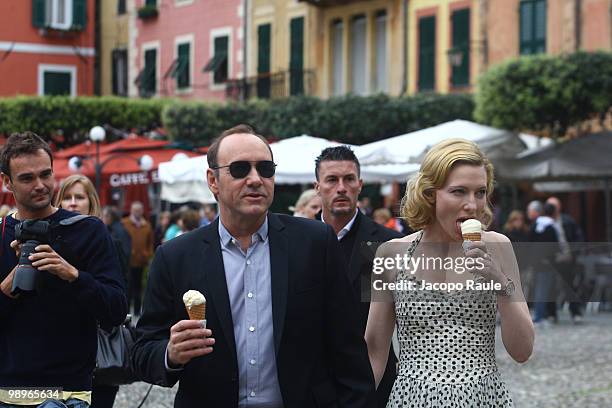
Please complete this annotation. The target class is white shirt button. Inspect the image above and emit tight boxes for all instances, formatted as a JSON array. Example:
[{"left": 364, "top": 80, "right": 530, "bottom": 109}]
[
  {"left": 250, "top": 359, "right": 256, "bottom": 365},
  {"left": 250, "top": 391, "right": 256, "bottom": 397},
  {"left": 247, "top": 292, "right": 254, "bottom": 298},
  {"left": 246, "top": 259, "right": 251, "bottom": 265},
  {"left": 249, "top": 326, "right": 255, "bottom": 332}
]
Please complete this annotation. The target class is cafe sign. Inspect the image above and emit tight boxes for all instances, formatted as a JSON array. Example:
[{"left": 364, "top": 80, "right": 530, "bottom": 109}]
[{"left": 109, "top": 170, "right": 160, "bottom": 187}]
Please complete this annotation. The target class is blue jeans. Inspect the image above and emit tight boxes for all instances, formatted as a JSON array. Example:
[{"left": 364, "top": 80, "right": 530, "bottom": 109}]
[
  {"left": 533, "top": 269, "right": 555, "bottom": 322},
  {"left": 0, "top": 399, "right": 89, "bottom": 408},
  {"left": 39, "top": 399, "right": 89, "bottom": 408}
]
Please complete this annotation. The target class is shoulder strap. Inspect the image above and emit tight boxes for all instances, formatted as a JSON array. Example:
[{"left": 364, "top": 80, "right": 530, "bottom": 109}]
[
  {"left": 58, "top": 214, "right": 92, "bottom": 226},
  {"left": 0, "top": 217, "right": 4, "bottom": 257}
]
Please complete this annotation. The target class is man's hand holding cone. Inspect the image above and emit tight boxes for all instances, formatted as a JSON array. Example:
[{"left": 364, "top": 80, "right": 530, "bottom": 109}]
[{"left": 166, "top": 290, "right": 214, "bottom": 367}]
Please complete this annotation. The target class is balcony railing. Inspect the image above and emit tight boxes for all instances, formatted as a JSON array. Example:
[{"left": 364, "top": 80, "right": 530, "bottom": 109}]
[
  {"left": 298, "top": 0, "right": 371, "bottom": 7},
  {"left": 225, "top": 70, "right": 316, "bottom": 101}
]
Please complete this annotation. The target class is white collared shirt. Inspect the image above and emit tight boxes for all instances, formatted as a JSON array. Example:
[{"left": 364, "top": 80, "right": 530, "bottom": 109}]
[{"left": 322, "top": 209, "right": 359, "bottom": 241}]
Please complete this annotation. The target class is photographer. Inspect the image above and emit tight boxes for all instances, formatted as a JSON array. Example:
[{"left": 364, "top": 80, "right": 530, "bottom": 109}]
[{"left": 0, "top": 132, "right": 127, "bottom": 408}]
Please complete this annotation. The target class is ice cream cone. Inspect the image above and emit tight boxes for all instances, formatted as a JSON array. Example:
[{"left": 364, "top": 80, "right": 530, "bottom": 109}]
[
  {"left": 460, "top": 219, "right": 482, "bottom": 242},
  {"left": 183, "top": 290, "right": 206, "bottom": 322},
  {"left": 462, "top": 232, "right": 481, "bottom": 241},
  {"left": 186, "top": 303, "right": 206, "bottom": 321}
]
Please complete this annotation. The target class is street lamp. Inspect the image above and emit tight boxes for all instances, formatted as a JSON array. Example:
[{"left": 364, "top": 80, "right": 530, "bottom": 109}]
[
  {"left": 139, "top": 154, "right": 154, "bottom": 172},
  {"left": 89, "top": 125, "right": 106, "bottom": 192}
]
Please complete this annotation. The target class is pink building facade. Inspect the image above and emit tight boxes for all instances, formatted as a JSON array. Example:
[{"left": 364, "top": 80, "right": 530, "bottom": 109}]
[
  {"left": 0, "top": 0, "right": 95, "bottom": 97},
  {"left": 130, "top": 0, "right": 244, "bottom": 101}
]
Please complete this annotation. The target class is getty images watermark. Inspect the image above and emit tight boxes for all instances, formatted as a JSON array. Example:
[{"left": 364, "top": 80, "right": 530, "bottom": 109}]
[{"left": 370, "top": 253, "right": 505, "bottom": 292}]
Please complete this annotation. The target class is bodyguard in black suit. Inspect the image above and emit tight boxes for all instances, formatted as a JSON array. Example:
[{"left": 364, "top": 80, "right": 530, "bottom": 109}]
[
  {"left": 132, "top": 125, "right": 375, "bottom": 408},
  {"left": 314, "top": 146, "right": 403, "bottom": 408}
]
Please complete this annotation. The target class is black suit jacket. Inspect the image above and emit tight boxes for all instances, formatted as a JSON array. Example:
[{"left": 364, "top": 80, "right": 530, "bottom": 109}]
[
  {"left": 132, "top": 213, "right": 376, "bottom": 408},
  {"left": 344, "top": 212, "right": 403, "bottom": 407}
]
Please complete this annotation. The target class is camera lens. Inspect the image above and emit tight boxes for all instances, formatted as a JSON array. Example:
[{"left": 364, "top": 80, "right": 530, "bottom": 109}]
[{"left": 11, "top": 240, "right": 40, "bottom": 296}]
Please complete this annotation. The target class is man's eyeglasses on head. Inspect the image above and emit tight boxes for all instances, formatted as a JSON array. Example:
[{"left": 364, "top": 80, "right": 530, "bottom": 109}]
[{"left": 212, "top": 160, "right": 277, "bottom": 179}]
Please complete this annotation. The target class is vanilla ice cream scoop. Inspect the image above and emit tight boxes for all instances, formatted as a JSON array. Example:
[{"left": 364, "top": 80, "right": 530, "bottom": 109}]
[
  {"left": 461, "top": 219, "right": 482, "bottom": 241},
  {"left": 183, "top": 290, "right": 206, "bottom": 308}
]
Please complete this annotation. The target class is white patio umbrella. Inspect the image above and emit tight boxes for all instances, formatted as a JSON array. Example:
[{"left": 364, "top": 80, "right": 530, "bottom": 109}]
[{"left": 355, "top": 120, "right": 526, "bottom": 166}]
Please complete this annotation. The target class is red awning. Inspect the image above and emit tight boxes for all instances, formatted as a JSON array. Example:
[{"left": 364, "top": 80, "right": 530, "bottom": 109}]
[
  {"left": 53, "top": 148, "right": 198, "bottom": 179},
  {"left": 54, "top": 140, "right": 103, "bottom": 159},
  {"left": 52, "top": 137, "right": 200, "bottom": 213},
  {"left": 55, "top": 135, "right": 171, "bottom": 159}
]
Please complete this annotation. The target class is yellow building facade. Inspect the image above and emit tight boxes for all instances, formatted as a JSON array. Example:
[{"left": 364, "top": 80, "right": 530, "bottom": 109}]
[
  {"left": 100, "top": 0, "right": 129, "bottom": 95},
  {"left": 249, "top": 0, "right": 405, "bottom": 98},
  {"left": 407, "top": 0, "right": 483, "bottom": 94},
  {"left": 248, "top": 0, "right": 484, "bottom": 98},
  {"left": 313, "top": 0, "right": 404, "bottom": 98},
  {"left": 248, "top": 0, "right": 316, "bottom": 97}
]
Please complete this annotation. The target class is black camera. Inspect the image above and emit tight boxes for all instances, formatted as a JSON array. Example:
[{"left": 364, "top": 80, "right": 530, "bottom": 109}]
[{"left": 11, "top": 219, "right": 52, "bottom": 296}]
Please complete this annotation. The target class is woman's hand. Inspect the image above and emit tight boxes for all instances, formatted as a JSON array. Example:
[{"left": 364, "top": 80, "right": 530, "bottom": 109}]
[{"left": 463, "top": 241, "right": 507, "bottom": 285}]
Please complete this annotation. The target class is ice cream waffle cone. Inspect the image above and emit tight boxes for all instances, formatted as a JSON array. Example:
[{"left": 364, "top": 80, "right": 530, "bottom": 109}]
[
  {"left": 462, "top": 232, "right": 481, "bottom": 241},
  {"left": 186, "top": 303, "right": 206, "bottom": 321}
]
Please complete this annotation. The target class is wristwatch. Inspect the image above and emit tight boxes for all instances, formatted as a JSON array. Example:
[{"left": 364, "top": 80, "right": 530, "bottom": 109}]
[{"left": 496, "top": 277, "right": 515, "bottom": 297}]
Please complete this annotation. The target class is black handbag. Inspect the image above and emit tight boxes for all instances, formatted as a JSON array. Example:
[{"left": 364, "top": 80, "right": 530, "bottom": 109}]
[{"left": 94, "top": 316, "right": 137, "bottom": 386}]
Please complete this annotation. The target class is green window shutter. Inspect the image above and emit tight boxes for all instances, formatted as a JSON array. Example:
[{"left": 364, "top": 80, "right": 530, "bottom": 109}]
[
  {"left": 290, "top": 17, "right": 304, "bottom": 95},
  {"left": 44, "top": 72, "right": 72, "bottom": 95},
  {"left": 213, "top": 36, "right": 229, "bottom": 84},
  {"left": 451, "top": 8, "right": 470, "bottom": 87},
  {"left": 72, "top": 0, "right": 87, "bottom": 29},
  {"left": 520, "top": 0, "right": 546, "bottom": 55},
  {"left": 118, "top": 0, "right": 127, "bottom": 15},
  {"left": 176, "top": 43, "right": 191, "bottom": 89},
  {"left": 519, "top": 1, "right": 533, "bottom": 54},
  {"left": 257, "top": 24, "right": 271, "bottom": 98},
  {"left": 534, "top": 0, "right": 546, "bottom": 53},
  {"left": 141, "top": 48, "right": 157, "bottom": 96},
  {"left": 418, "top": 15, "right": 436, "bottom": 91},
  {"left": 32, "top": 0, "right": 46, "bottom": 28},
  {"left": 146, "top": 0, "right": 157, "bottom": 6}
]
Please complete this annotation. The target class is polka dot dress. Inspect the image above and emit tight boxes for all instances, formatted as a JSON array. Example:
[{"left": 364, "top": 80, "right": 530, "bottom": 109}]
[{"left": 387, "top": 233, "right": 514, "bottom": 407}]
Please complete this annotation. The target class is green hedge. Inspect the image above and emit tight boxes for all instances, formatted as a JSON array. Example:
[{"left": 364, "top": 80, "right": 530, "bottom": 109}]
[
  {"left": 0, "top": 93, "right": 473, "bottom": 147},
  {"left": 162, "top": 93, "right": 475, "bottom": 146},
  {"left": 0, "top": 96, "right": 167, "bottom": 144},
  {"left": 475, "top": 51, "right": 612, "bottom": 137}
]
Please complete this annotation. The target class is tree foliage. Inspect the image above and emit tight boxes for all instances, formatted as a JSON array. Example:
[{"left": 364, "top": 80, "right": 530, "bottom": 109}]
[{"left": 475, "top": 51, "right": 612, "bottom": 137}]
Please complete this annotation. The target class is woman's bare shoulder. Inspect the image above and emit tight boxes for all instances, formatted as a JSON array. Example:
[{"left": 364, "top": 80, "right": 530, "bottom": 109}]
[
  {"left": 377, "top": 231, "right": 421, "bottom": 256},
  {"left": 483, "top": 230, "right": 511, "bottom": 243},
  {"left": 389, "top": 231, "right": 421, "bottom": 244}
]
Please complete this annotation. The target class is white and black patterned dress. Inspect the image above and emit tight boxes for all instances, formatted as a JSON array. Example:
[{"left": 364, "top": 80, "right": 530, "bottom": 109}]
[{"left": 387, "top": 233, "right": 514, "bottom": 407}]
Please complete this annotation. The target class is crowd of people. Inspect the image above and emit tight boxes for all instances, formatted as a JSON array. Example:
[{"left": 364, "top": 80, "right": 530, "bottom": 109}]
[
  {"left": 502, "top": 197, "right": 585, "bottom": 325},
  {"left": 6, "top": 125, "right": 589, "bottom": 407}
]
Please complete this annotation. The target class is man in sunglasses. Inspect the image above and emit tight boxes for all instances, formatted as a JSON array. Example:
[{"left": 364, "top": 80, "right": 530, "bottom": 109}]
[{"left": 133, "top": 125, "right": 376, "bottom": 408}]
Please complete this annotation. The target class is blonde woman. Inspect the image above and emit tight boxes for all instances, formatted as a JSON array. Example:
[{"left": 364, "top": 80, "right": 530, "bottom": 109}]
[
  {"left": 55, "top": 175, "right": 125, "bottom": 408},
  {"left": 503, "top": 210, "right": 529, "bottom": 243},
  {"left": 55, "top": 174, "right": 102, "bottom": 217},
  {"left": 290, "top": 188, "right": 322, "bottom": 219},
  {"left": 365, "top": 139, "right": 534, "bottom": 407}
]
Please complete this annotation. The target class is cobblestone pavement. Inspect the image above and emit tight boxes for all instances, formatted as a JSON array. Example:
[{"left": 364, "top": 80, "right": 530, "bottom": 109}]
[{"left": 116, "top": 310, "right": 612, "bottom": 408}]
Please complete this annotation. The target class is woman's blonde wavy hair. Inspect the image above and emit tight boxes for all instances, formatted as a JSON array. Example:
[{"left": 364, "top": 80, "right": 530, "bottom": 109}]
[
  {"left": 400, "top": 139, "right": 495, "bottom": 231},
  {"left": 55, "top": 174, "right": 101, "bottom": 217}
]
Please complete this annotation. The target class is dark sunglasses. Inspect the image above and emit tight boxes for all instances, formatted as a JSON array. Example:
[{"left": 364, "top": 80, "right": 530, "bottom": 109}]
[{"left": 212, "top": 160, "right": 277, "bottom": 179}]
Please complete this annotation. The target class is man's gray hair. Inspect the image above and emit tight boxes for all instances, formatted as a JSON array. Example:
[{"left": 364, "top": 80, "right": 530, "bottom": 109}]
[{"left": 527, "top": 200, "right": 543, "bottom": 214}]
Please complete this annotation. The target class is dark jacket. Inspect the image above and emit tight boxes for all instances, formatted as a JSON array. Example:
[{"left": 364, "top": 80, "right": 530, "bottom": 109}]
[
  {"left": 108, "top": 220, "right": 132, "bottom": 268},
  {"left": 132, "top": 214, "right": 376, "bottom": 408},
  {"left": 560, "top": 213, "right": 584, "bottom": 243},
  {"left": 0, "top": 209, "right": 127, "bottom": 390},
  {"left": 345, "top": 212, "right": 403, "bottom": 408},
  {"left": 528, "top": 216, "right": 560, "bottom": 272}
]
